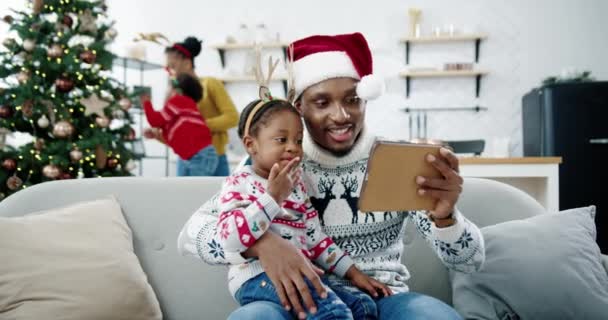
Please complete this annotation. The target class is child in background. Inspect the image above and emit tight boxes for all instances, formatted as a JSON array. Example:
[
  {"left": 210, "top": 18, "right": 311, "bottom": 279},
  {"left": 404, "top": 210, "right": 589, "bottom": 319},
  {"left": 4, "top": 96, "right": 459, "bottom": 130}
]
[
  {"left": 141, "top": 73, "right": 218, "bottom": 176},
  {"left": 215, "top": 97, "right": 392, "bottom": 320}
]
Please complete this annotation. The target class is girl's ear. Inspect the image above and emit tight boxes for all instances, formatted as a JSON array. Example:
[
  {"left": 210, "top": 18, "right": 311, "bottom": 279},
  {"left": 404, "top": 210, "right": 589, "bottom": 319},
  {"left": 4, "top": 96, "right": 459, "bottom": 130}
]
[{"left": 243, "top": 135, "right": 257, "bottom": 155}]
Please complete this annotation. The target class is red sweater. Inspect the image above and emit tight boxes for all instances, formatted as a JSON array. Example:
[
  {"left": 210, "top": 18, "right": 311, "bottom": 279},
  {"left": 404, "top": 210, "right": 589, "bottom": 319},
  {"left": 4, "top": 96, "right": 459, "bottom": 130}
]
[{"left": 143, "top": 95, "right": 212, "bottom": 160}]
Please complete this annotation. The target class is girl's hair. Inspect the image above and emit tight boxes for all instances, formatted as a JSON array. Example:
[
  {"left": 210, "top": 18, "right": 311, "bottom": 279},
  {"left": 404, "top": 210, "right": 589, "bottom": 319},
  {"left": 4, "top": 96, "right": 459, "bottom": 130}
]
[
  {"left": 165, "top": 37, "right": 202, "bottom": 69},
  {"left": 237, "top": 99, "right": 300, "bottom": 138},
  {"left": 174, "top": 73, "right": 203, "bottom": 102}
]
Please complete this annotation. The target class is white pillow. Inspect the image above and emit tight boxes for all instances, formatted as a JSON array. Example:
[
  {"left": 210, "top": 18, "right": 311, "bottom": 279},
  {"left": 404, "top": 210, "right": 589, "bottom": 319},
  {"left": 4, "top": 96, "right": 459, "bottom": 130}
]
[{"left": 0, "top": 197, "right": 162, "bottom": 320}]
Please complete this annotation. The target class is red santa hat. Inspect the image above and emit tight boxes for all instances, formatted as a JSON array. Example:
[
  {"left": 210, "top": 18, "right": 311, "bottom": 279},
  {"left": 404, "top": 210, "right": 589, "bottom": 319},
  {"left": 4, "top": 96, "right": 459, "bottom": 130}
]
[{"left": 288, "top": 32, "right": 385, "bottom": 100}]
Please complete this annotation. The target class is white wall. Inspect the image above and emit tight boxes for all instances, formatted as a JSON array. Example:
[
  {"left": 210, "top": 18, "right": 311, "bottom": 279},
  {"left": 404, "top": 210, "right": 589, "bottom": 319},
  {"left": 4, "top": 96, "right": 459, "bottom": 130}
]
[{"left": 3, "top": 0, "right": 608, "bottom": 176}]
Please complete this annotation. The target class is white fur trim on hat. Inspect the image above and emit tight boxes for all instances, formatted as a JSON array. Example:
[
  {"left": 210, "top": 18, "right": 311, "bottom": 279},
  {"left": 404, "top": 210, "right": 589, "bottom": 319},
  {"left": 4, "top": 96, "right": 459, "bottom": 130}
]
[
  {"left": 356, "top": 74, "right": 385, "bottom": 100},
  {"left": 293, "top": 51, "right": 359, "bottom": 97}
]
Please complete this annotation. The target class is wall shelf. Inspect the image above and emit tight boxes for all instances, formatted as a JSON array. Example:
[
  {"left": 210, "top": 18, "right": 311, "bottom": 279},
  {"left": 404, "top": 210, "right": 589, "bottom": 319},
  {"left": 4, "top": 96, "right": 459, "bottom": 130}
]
[
  {"left": 399, "top": 70, "right": 488, "bottom": 97},
  {"left": 401, "top": 106, "right": 488, "bottom": 113},
  {"left": 217, "top": 75, "right": 289, "bottom": 95},
  {"left": 400, "top": 33, "right": 487, "bottom": 64},
  {"left": 210, "top": 42, "right": 289, "bottom": 68},
  {"left": 112, "top": 56, "right": 170, "bottom": 176}
]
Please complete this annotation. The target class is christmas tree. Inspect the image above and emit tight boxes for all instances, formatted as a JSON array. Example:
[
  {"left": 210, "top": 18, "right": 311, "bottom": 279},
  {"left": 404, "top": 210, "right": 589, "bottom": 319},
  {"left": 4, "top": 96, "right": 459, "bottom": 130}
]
[{"left": 0, "top": 0, "right": 139, "bottom": 200}]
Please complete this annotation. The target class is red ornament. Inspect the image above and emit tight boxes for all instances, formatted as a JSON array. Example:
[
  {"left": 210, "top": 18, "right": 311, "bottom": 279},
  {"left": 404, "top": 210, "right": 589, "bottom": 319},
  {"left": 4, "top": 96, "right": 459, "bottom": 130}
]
[
  {"left": 62, "top": 14, "right": 73, "bottom": 28},
  {"left": 55, "top": 76, "right": 74, "bottom": 92},
  {"left": 0, "top": 105, "right": 13, "bottom": 118},
  {"left": 1, "top": 158, "right": 17, "bottom": 171},
  {"left": 80, "top": 50, "right": 96, "bottom": 64},
  {"left": 6, "top": 175, "right": 22, "bottom": 190},
  {"left": 59, "top": 172, "right": 72, "bottom": 180},
  {"left": 124, "top": 127, "right": 136, "bottom": 141},
  {"left": 106, "top": 157, "right": 119, "bottom": 169},
  {"left": 48, "top": 44, "right": 63, "bottom": 58}
]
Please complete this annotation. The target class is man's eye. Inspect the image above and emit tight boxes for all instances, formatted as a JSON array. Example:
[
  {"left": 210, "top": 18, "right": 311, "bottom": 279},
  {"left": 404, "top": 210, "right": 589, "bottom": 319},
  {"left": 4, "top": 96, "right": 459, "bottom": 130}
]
[
  {"left": 315, "top": 100, "right": 328, "bottom": 108},
  {"left": 345, "top": 96, "right": 361, "bottom": 104}
]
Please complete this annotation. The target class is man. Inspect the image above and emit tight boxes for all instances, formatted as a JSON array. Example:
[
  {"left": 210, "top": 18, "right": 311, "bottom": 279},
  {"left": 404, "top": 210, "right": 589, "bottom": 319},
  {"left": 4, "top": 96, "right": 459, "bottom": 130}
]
[{"left": 178, "top": 32, "right": 484, "bottom": 319}]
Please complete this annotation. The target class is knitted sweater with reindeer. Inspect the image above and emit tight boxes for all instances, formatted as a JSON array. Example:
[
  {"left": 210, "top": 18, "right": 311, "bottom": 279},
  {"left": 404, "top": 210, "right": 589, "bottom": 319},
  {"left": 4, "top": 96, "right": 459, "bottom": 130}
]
[
  {"left": 178, "top": 129, "right": 485, "bottom": 293},
  {"left": 215, "top": 166, "right": 354, "bottom": 297}
]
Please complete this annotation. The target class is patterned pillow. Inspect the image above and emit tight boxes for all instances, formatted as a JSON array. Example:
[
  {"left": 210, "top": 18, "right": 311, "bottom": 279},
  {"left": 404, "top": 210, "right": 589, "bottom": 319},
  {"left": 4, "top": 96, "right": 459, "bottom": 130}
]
[{"left": 450, "top": 206, "right": 608, "bottom": 319}]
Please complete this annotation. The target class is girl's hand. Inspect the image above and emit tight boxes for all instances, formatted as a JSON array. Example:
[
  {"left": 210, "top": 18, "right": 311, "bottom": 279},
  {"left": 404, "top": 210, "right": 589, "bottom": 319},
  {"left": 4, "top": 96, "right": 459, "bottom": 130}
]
[
  {"left": 267, "top": 157, "right": 301, "bottom": 204},
  {"left": 245, "top": 232, "right": 327, "bottom": 319},
  {"left": 345, "top": 266, "right": 392, "bottom": 298}
]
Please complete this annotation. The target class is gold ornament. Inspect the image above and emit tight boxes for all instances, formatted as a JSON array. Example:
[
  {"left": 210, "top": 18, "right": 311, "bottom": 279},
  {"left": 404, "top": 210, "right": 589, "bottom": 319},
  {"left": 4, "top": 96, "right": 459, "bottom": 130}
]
[
  {"left": 37, "top": 114, "right": 50, "bottom": 128},
  {"left": 119, "top": 97, "right": 132, "bottom": 110},
  {"left": 69, "top": 148, "right": 83, "bottom": 162},
  {"left": 78, "top": 10, "right": 98, "bottom": 33},
  {"left": 47, "top": 44, "right": 63, "bottom": 58},
  {"left": 34, "top": 138, "right": 45, "bottom": 150},
  {"left": 105, "top": 28, "right": 118, "bottom": 40},
  {"left": 23, "top": 39, "right": 36, "bottom": 52},
  {"left": 132, "top": 32, "right": 171, "bottom": 46},
  {"left": 22, "top": 100, "right": 34, "bottom": 117},
  {"left": 42, "top": 164, "right": 61, "bottom": 179},
  {"left": 32, "top": 0, "right": 44, "bottom": 14},
  {"left": 80, "top": 50, "right": 96, "bottom": 64},
  {"left": 6, "top": 175, "right": 23, "bottom": 190},
  {"left": 17, "top": 71, "right": 30, "bottom": 83},
  {"left": 95, "top": 116, "right": 110, "bottom": 128},
  {"left": 95, "top": 145, "right": 107, "bottom": 169},
  {"left": 52, "top": 120, "right": 74, "bottom": 138},
  {"left": 2, "top": 38, "right": 16, "bottom": 49},
  {"left": 80, "top": 93, "right": 110, "bottom": 116}
]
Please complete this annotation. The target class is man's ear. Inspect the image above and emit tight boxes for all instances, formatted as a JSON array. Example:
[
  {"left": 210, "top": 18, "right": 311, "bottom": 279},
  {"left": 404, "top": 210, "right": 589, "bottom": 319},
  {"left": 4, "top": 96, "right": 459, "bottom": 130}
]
[
  {"left": 243, "top": 135, "right": 256, "bottom": 155},
  {"left": 294, "top": 100, "right": 303, "bottom": 115}
]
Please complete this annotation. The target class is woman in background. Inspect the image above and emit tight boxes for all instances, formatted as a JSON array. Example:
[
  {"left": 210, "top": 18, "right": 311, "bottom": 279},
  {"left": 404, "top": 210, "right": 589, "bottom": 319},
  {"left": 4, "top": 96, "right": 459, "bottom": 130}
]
[{"left": 145, "top": 36, "right": 239, "bottom": 176}]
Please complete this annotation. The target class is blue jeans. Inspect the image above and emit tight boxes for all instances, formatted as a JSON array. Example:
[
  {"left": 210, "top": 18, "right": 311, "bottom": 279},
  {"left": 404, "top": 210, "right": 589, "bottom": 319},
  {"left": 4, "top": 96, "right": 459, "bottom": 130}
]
[
  {"left": 228, "top": 288, "right": 462, "bottom": 320},
  {"left": 213, "top": 154, "right": 230, "bottom": 176},
  {"left": 176, "top": 146, "right": 218, "bottom": 177},
  {"left": 233, "top": 273, "right": 375, "bottom": 320}
]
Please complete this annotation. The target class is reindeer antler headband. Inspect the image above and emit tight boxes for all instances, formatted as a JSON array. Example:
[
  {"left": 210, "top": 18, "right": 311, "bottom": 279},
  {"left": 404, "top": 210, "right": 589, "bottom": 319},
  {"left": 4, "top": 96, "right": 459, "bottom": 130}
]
[{"left": 243, "top": 44, "right": 296, "bottom": 137}]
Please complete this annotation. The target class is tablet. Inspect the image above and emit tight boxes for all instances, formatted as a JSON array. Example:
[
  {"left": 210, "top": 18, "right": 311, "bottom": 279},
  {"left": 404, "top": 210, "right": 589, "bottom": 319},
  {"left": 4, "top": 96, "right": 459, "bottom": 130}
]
[{"left": 358, "top": 140, "right": 443, "bottom": 212}]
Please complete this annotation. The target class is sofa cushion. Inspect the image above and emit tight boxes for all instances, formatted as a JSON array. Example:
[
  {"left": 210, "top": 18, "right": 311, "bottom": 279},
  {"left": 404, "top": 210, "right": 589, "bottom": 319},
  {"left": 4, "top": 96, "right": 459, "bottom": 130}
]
[
  {"left": 450, "top": 206, "right": 608, "bottom": 319},
  {"left": 0, "top": 197, "right": 162, "bottom": 320}
]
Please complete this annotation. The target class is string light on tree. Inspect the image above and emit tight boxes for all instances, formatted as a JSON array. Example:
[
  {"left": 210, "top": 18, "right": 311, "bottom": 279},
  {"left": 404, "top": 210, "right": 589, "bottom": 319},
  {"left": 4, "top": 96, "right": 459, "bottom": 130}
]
[{"left": 0, "top": 0, "right": 138, "bottom": 199}]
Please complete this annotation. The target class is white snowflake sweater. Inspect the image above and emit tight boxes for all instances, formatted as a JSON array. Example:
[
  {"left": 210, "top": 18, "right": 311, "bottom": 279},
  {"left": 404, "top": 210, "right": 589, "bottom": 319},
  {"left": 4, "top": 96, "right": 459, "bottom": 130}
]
[
  {"left": 178, "top": 129, "right": 485, "bottom": 293},
  {"left": 216, "top": 166, "right": 354, "bottom": 297}
]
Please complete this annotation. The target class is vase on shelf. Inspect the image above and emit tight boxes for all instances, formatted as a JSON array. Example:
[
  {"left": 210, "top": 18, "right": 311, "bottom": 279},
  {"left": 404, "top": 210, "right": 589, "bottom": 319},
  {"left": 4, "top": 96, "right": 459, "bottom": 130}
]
[{"left": 408, "top": 8, "right": 422, "bottom": 38}]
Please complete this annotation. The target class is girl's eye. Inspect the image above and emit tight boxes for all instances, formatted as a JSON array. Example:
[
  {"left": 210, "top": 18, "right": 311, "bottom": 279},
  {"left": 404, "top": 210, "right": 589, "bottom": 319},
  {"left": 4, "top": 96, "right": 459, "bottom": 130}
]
[{"left": 275, "top": 137, "right": 287, "bottom": 143}]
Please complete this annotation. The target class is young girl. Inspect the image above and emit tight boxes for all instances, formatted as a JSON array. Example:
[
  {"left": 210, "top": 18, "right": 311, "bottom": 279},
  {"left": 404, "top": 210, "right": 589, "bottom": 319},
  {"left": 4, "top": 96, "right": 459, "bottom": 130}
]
[
  {"left": 141, "top": 73, "right": 218, "bottom": 176},
  {"left": 216, "top": 98, "right": 391, "bottom": 320}
]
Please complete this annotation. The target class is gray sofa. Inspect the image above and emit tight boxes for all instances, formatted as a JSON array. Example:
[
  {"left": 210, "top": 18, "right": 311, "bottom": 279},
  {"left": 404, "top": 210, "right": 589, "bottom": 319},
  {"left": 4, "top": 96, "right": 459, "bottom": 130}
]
[{"left": 0, "top": 177, "right": 606, "bottom": 319}]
